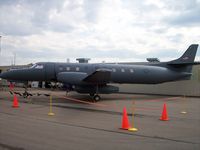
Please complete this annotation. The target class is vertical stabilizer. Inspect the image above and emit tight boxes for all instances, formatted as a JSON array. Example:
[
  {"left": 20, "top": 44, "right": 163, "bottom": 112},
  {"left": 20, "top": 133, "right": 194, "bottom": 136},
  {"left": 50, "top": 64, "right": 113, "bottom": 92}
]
[{"left": 168, "top": 44, "right": 198, "bottom": 65}]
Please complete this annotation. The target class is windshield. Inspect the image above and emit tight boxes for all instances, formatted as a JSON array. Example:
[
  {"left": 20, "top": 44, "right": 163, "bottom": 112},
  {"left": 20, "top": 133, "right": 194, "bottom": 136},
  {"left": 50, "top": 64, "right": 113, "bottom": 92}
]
[
  {"left": 30, "top": 64, "right": 37, "bottom": 68},
  {"left": 30, "top": 64, "right": 44, "bottom": 69}
]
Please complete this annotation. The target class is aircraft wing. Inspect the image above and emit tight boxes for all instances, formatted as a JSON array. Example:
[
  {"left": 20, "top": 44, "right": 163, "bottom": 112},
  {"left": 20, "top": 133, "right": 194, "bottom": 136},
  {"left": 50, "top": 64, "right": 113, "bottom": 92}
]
[{"left": 83, "top": 69, "right": 112, "bottom": 84}]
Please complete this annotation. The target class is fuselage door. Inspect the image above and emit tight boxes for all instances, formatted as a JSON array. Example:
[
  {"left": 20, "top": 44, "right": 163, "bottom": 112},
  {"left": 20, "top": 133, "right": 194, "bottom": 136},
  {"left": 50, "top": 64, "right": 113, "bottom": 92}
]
[{"left": 45, "top": 63, "right": 56, "bottom": 81}]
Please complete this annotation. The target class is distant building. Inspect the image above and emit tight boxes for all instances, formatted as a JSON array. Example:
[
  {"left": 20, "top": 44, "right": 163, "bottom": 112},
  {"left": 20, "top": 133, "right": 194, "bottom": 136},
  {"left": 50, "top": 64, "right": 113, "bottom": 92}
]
[{"left": 0, "top": 64, "right": 33, "bottom": 72}]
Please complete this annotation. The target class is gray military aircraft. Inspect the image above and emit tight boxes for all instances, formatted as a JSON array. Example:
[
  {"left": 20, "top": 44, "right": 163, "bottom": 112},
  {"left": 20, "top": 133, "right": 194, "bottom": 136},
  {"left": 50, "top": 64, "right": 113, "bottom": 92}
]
[{"left": 0, "top": 44, "right": 199, "bottom": 101}]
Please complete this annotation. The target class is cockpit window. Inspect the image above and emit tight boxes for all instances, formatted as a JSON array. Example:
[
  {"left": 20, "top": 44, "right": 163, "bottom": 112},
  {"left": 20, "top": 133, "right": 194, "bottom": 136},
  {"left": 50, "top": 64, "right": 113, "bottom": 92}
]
[
  {"left": 35, "top": 64, "right": 44, "bottom": 69},
  {"left": 30, "top": 64, "right": 44, "bottom": 69},
  {"left": 30, "top": 64, "right": 37, "bottom": 68}
]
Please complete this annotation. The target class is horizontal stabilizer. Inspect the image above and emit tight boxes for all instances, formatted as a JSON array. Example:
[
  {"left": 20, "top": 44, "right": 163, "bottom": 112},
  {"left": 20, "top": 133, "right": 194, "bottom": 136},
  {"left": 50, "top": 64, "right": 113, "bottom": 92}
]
[{"left": 83, "top": 69, "right": 112, "bottom": 84}]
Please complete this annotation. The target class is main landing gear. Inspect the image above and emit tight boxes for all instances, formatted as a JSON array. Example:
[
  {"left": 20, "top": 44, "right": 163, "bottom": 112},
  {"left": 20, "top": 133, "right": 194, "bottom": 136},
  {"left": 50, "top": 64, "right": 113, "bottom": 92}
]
[
  {"left": 89, "top": 94, "right": 101, "bottom": 102},
  {"left": 93, "top": 95, "right": 101, "bottom": 102},
  {"left": 89, "top": 85, "right": 101, "bottom": 102}
]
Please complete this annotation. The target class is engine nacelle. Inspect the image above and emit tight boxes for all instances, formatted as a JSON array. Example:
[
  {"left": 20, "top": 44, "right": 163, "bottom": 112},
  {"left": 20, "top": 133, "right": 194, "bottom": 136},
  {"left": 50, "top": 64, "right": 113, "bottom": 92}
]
[
  {"left": 75, "top": 85, "right": 119, "bottom": 94},
  {"left": 57, "top": 72, "right": 87, "bottom": 84}
]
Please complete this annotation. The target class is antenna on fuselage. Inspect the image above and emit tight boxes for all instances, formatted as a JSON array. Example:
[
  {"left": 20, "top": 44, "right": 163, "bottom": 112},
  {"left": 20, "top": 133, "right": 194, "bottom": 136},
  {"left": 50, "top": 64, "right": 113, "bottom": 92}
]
[
  {"left": 66, "top": 58, "right": 70, "bottom": 63},
  {"left": 76, "top": 58, "right": 90, "bottom": 63}
]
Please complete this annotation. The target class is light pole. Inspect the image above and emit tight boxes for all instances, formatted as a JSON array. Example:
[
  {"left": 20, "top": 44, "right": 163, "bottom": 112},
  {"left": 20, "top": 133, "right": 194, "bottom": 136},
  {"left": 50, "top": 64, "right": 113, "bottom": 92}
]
[
  {"left": 13, "top": 52, "right": 16, "bottom": 66},
  {"left": 0, "top": 35, "right": 2, "bottom": 66},
  {"left": 0, "top": 35, "right": 1, "bottom": 54}
]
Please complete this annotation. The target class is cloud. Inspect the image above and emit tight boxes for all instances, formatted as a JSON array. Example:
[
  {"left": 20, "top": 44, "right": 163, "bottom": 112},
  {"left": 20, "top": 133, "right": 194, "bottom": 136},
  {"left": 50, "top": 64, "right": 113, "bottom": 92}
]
[
  {"left": 0, "top": 0, "right": 199, "bottom": 65},
  {"left": 83, "top": 0, "right": 103, "bottom": 22},
  {"left": 164, "top": 0, "right": 200, "bottom": 26},
  {"left": 0, "top": 0, "right": 66, "bottom": 35}
]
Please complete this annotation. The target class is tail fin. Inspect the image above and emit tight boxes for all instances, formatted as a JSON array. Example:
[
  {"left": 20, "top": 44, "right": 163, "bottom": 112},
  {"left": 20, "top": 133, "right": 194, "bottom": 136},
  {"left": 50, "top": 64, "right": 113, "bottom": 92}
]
[
  {"left": 167, "top": 44, "right": 199, "bottom": 77},
  {"left": 168, "top": 44, "right": 199, "bottom": 65}
]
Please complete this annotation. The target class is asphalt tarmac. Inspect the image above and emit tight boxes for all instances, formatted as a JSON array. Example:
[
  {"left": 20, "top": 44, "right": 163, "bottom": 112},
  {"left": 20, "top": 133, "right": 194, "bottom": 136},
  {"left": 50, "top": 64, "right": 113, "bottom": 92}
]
[{"left": 0, "top": 88, "right": 200, "bottom": 150}]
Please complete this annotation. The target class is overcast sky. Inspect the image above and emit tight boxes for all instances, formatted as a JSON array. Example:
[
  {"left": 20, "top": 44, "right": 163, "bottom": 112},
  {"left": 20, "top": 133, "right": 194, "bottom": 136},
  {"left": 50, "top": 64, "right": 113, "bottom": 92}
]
[{"left": 0, "top": 0, "right": 200, "bottom": 65}]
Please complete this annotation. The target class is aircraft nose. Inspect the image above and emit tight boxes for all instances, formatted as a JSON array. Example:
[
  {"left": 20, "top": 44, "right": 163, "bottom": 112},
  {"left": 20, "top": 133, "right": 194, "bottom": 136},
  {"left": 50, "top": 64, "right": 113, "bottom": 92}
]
[
  {"left": 0, "top": 71, "right": 10, "bottom": 79},
  {"left": 0, "top": 70, "right": 21, "bottom": 80},
  {"left": 0, "top": 69, "right": 31, "bottom": 81}
]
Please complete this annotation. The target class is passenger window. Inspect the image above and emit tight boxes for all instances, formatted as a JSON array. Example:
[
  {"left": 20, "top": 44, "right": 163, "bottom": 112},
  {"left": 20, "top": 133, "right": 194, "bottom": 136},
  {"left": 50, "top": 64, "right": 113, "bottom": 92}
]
[
  {"left": 130, "top": 69, "right": 134, "bottom": 73},
  {"left": 121, "top": 69, "right": 125, "bottom": 72},
  {"left": 66, "top": 67, "right": 70, "bottom": 71},
  {"left": 112, "top": 68, "right": 116, "bottom": 72},
  {"left": 76, "top": 67, "right": 80, "bottom": 71},
  {"left": 59, "top": 67, "right": 63, "bottom": 71}
]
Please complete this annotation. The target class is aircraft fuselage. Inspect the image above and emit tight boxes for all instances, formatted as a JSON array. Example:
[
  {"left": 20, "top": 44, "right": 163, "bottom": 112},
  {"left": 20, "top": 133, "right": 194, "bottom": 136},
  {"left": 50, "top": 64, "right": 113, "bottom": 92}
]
[
  {"left": 1, "top": 62, "right": 190, "bottom": 84},
  {"left": 0, "top": 44, "right": 198, "bottom": 100}
]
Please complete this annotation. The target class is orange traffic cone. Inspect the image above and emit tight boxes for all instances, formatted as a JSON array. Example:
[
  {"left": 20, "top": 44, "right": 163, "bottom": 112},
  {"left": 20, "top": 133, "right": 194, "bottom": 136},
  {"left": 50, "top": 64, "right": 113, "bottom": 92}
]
[
  {"left": 12, "top": 95, "right": 19, "bottom": 108},
  {"left": 121, "top": 107, "right": 130, "bottom": 130},
  {"left": 160, "top": 103, "right": 169, "bottom": 121}
]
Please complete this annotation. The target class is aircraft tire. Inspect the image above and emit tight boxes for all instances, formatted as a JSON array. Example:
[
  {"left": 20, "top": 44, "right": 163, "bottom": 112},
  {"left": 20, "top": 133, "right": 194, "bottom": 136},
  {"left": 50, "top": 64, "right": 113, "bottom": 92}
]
[{"left": 93, "top": 95, "right": 101, "bottom": 102}]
